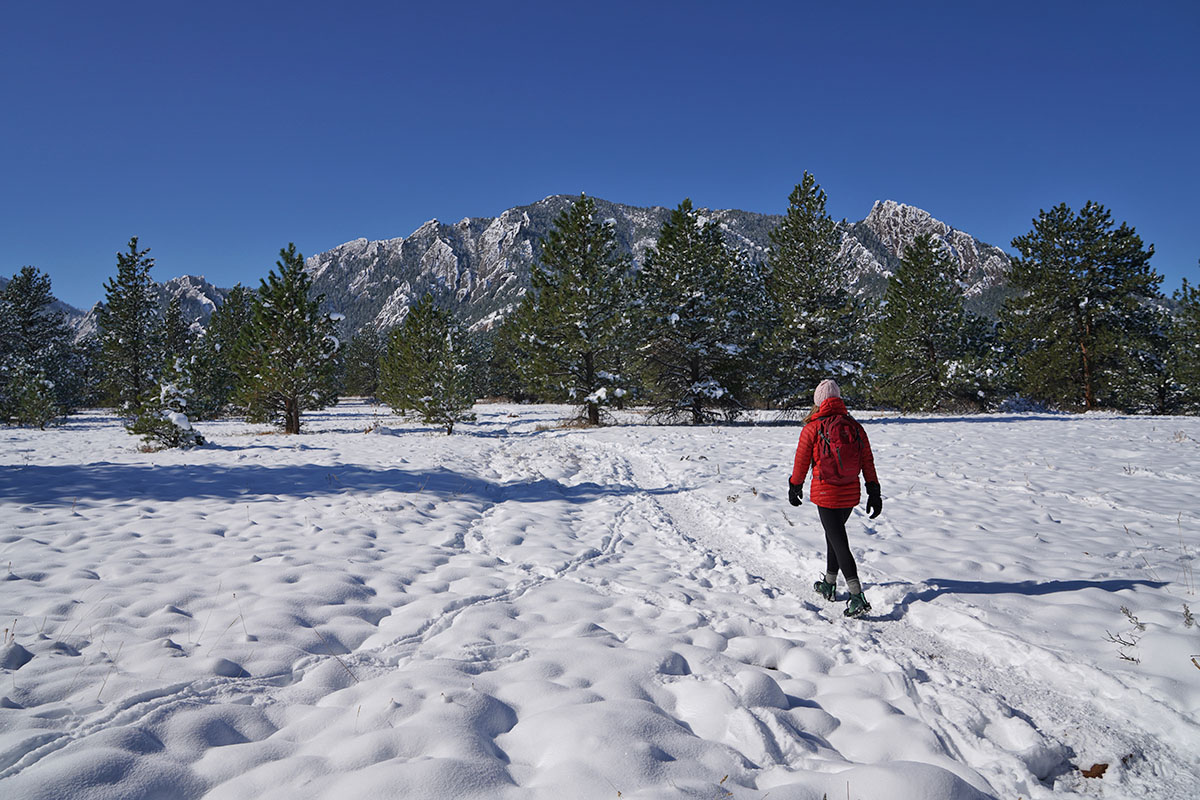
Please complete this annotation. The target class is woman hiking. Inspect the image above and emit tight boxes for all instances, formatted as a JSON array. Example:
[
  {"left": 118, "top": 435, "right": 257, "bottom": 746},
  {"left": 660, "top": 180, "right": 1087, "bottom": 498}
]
[{"left": 787, "top": 379, "right": 881, "bottom": 618}]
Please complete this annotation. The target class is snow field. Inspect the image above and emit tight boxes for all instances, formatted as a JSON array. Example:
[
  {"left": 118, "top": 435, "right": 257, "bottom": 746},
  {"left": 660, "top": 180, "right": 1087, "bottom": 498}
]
[{"left": 1, "top": 402, "right": 1198, "bottom": 799}]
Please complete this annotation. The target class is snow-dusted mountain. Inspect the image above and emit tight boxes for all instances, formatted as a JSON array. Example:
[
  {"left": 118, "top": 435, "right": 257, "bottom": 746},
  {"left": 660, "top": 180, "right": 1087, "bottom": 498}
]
[
  {"left": 305, "top": 196, "right": 782, "bottom": 333},
  {"left": 67, "top": 275, "right": 230, "bottom": 341},
  {"left": 843, "top": 200, "right": 1015, "bottom": 317},
  {"left": 18, "top": 197, "right": 1013, "bottom": 338},
  {"left": 306, "top": 195, "right": 1014, "bottom": 333}
]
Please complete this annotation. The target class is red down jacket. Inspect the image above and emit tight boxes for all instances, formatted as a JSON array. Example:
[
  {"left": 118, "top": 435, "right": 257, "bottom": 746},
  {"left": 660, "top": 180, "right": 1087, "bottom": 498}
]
[{"left": 790, "top": 397, "right": 878, "bottom": 509}]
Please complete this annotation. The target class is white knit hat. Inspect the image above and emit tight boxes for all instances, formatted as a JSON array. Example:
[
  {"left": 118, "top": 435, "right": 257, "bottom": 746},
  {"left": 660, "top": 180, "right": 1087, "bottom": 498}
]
[{"left": 814, "top": 379, "right": 841, "bottom": 406}]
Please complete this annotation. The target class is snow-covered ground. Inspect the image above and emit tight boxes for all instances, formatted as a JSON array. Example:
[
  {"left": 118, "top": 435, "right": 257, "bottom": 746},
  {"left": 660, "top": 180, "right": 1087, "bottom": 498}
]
[{"left": 1, "top": 401, "right": 1198, "bottom": 799}]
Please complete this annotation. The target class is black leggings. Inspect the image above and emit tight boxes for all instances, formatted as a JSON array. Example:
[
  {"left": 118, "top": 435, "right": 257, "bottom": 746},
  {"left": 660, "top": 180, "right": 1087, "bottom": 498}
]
[{"left": 819, "top": 506, "right": 857, "bottom": 581}]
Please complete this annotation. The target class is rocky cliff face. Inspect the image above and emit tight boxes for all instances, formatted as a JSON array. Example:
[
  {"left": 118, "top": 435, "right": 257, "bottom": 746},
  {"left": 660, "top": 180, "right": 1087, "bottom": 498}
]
[
  {"left": 305, "top": 195, "right": 1012, "bottom": 332},
  {"left": 47, "top": 196, "right": 1013, "bottom": 338},
  {"left": 305, "top": 196, "right": 681, "bottom": 332},
  {"left": 67, "top": 275, "right": 229, "bottom": 341},
  {"left": 855, "top": 201, "right": 1014, "bottom": 313}
]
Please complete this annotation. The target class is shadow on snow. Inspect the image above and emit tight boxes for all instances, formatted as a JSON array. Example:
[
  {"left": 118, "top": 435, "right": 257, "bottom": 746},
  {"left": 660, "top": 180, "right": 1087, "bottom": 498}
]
[
  {"left": 877, "top": 577, "right": 1168, "bottom": 621},
  {"left": 0, "top": 463, "right": 678, "bottom": 506}
]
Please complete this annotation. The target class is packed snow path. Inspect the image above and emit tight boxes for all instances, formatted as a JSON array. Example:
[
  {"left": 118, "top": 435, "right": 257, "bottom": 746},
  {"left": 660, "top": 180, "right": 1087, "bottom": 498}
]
[{"left": 1, "top": 402, "right": 1198, "bottom": 799}]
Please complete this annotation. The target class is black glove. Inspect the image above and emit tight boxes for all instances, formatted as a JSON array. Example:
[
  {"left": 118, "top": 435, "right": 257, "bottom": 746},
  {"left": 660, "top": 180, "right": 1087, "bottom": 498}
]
[
  {"left": 865, "top": 482, "right": 882, "bottom": 519},
  {"left": 788, "top": 480, "right": 802, "bottom": 507}
]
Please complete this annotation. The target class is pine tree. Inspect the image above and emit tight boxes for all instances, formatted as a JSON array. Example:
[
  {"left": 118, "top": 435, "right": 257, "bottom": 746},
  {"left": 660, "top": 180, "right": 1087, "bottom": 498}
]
[
  {"left": 98, "top": 237, "right": 160, "bottom": 412},
  {"left": 190, "top": 285, "right": 253, "bottom": 419},
  {"left": 512, "top": 195, "right": 631, "bottom": 425},
  {"left": 765, "top": 173, "right": 863, "bottom": 411},
  {"left": 1169, "top": 270, "right": 1200, "bottom": 414},
  {"left": 67, "top": 335, "right": 105, "bottom": 410},
  {"left": 0, "top": 266, "right": 76, "bottom": 423},
  {"left": 378, "top": 294, "right": 475, "bottom": 434},
  {"left": 342, "top": 328, "right": 384, "bottom": 399},
  {"left": 957, "top": 311, "right": 1006, "bottom": 409},
  {"left": 872, "top": 234, "right": 982, "bottom": 411},
  {"left": 634, "top": 199, "right": 758, "bottom": 423},
  {"left": 1109, "top": 299, "right": 1174, "bottom": 414},
  {"left": 159, "top": 296, "right": 194, "bottom": 365},
  {"left": 1001, "top": 203, "right": 1161, "bottom": 411},
  {"left": 0, "top": 267, "right": 72, "bottom": 369},
  {"left": 127, "top": 355, "right": 206, "bottom": 449},
  {"left": 235, "top": 244, "right": 339, "bottom": 434},
  {"left": 487, "top": 318, "right": 537, "bottom": 402},
  {"left": 6, "top": 365, "right": 60, "bottom": 428}
]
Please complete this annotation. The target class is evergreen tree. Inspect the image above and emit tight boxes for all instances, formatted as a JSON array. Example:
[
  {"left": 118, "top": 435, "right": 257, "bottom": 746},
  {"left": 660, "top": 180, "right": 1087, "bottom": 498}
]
[
  {"left": 235, "top": 244, "right": 339, "bottom": 434},
  {"left": 512, "top": 195, "right": 631, "bottom": 425},
  {"left": 487, "top": 318, "right": 538, "bottom": 402},
  {"left": 98, "top": 237, "right": 160, "bottom": 411},
  {"left": 127, "top": 355, "right": 206, "bottom": 449},
  {"left": 0, "top": 267, "right": 72, "bottom": 369},
  {"left": 1169, "top": 270, "right": 1200, "bottom": 414},
  {"left": 1001, "top": 203, "right": 1161, "bottom": 411},
  {"left": 765, "top": 173, "right": 863, "bottom": 411},
  {"left": 872, "top": 234, "right": 984, "bottom": 411},
  {"left": 6, "top": 365, "right": 60, "bottom": 428},
  {"left": 67, "top": 335, "right": 105, "bottom": 410},
  {"left": 0, "top": 266, "right": 76, "bottom": 423},
  {"left": 379, "top": 294, "right": 475, "bottom": 434},
  {"left": 190, "top": 285, "right": 253, "bottom": 419},
  {"left": 634, "top": 199, "right": 758, "bottom": 423},
  {"left": 957, "top": 311, "right": 1006, "bottom": 409},
  {"left": 159, "top": 296, "right": 194, "bottom": 365},
  {"left": 1110, "top": 298, "right": 1174, "bottom": 414},
  {"left": 343, "top": 328, "right": 384, "bottom": 399}
]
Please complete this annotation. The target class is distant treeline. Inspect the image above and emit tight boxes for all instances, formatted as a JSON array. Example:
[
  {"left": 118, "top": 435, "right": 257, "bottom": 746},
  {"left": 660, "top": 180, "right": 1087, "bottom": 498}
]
[{"left": 3, "top": 174, "right": 1198, "bottom": 441}]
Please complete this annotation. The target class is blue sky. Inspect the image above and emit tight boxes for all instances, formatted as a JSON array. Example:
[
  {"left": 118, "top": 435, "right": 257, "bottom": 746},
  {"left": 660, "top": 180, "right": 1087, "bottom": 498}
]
[{"left": 3, "top": 1, "right": 1197, "bottom": 310}]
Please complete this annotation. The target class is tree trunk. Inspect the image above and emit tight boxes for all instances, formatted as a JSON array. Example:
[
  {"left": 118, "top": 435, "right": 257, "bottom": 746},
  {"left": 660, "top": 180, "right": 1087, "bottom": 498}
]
[
  {"left": 285, "top": 398, "right": 300, "bottom": 434},
  {"left": 584, "top": 351, "right": 600, "bottom": 426},
  {"left": 1079, "top": 313, "right": 1096, "bottom": 411},
  {"left": 1080, "top": 341, "right": 1095, "bottom": 411}
]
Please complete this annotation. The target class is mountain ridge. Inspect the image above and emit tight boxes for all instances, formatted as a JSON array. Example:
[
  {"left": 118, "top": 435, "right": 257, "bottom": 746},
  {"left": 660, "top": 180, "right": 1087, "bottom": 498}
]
[
  {"left": 38, "top": 196, "right": 1014, "bottom": 337},
  {"left": 303, "top": 195, "right": 1013, "bottom": 332}
]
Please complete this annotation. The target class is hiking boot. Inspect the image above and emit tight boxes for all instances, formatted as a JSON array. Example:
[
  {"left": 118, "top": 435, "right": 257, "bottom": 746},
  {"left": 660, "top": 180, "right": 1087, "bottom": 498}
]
[
  {"left": 844, "top": 592, "right": 872, "bottom": 618},
  {"left": 813, "top": 579, "right": 836, "bottom": 602}
]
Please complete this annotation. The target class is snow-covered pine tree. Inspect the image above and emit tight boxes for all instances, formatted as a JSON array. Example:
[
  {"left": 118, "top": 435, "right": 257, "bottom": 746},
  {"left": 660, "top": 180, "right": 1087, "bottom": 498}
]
[
  {"left": 190, "top": 285, "right": 253, "bottom": 420},
  {"left": 485, "top": 318, "right": 536, "bottom": 402},
  {"left": 1001, "top": 203, "right": 1161, "bottom": 411},
  {"left": 956, "top": 310, "right": 1006, "bottom": 409},
  {"left": 765, "top": 173, "right": 863, "bottom": 411},
  {"left": 129, "top": 293, "right": 206, "bottom": 447},
  {"left": 98, "top": 237, "right": 161, "bottom": 412},
  {"left": 378, "top": 294, "right": 475, "bottom": 434},
  {"left": 127, "top": 355, "right": 206, "bottom": 449},
  {"left": 634, "top": 199, "right": 757, "bottom": 424},
  {"left": 65, "top": 334, "right": 105, "bottom": 411},
  {"left": 462, "top": 328, "right": 505, "bottom": 402},
  {"left": 235, "top": 244, "right": 339, "bottom": 434},
  {"left": 342, "top": 328, "right": 384, "bottom": 399},
  {"left": 871, "top": 234, "right": 980, "bottom": 411},
  {"left": 0, "top": 266, "right": 74, "bottom": 424},
  {"left": 6, "top": 365, "right": 60, "bottom": 429},
  {"left": 512, "top": 195, "right": 631, "bottom": 425}
]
